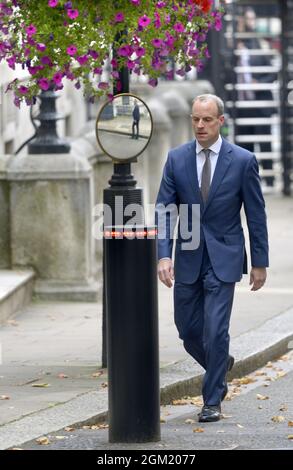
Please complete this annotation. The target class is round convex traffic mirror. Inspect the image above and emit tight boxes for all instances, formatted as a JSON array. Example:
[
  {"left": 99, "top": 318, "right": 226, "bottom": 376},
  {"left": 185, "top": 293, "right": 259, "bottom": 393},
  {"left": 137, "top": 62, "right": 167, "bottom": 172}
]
[{"left": 96, "top": 93, "right": 153, "bottom": 162}]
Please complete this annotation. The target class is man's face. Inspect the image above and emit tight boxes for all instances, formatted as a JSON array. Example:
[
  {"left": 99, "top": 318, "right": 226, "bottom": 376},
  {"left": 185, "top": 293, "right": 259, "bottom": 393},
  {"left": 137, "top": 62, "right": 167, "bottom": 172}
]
[
  {"left": 244, "top": 11, "right": 256, "bottom": 31},
  {"left": 191, "top": 100, "right": 224, "bottom": 147}
]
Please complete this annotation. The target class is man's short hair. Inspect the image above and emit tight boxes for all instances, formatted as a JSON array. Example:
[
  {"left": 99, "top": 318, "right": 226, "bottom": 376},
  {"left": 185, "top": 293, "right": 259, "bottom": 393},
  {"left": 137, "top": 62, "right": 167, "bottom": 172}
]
[{"left": 192, "top": 94, "right": 224, "bottom": 116}]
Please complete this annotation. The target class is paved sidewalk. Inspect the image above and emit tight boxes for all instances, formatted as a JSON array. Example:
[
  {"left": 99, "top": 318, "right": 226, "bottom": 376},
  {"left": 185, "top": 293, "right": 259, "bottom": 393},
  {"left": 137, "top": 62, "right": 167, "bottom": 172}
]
[{"left": 0, "top": 194, "right": 293, "bottom": 449}]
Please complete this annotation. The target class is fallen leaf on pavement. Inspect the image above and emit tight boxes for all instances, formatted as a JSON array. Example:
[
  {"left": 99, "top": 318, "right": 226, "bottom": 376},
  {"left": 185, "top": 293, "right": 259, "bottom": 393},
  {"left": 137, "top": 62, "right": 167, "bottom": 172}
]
[
  {"left": 160, "top": 417, "right": 166, "bottom": 423},
  {"left": 92, "top": 371, "right": 103, "bottom": 378},
  {"left": 254, "top": 371, "right": 267, "bottom": 376},
  {"left": 276, "top": 371, "right": 287, "bottom": 379},
  {"left": 236, "top": 424, "right": 244, "bottom": 428},
  {"left": 257, "top": 394, "right": 269, "bottom": 400},
  {"left": 217, "top": 430, "right": 225, "bottom": 433},
  {"left": 32, "top": 383, "right": 50, "bottom": 388},
  {"left": 0, "top": 395, "right": 10, "bottom": 400},
  {"left": 101, "top": 382, "right": 108, "bottom": 388},
  {"left": 279, "top": 405, "right": 288, "bottom": 412},
  {"left": 288, "top": 421, "right": 293, "bottom": 427},
  {"left": 64, "top": 427, "right": 75, "bottom": 432},
  {"left": 265, "top": 361, "right": 273, "bottom": 368},
  {"left": 185, "top": 419, "right": 196, "bottom": 424},
  {"left": 258, "top": 405, "right": 263, "bottom": 409},
  {"left": 232, "top": 377, "right": 255, "bottom": 385},
  {"left": 55, "top": 436, "right": 67, "bottom": 440},
  {"left": 7, "top": 320, "right": 19, "bottom": 326},
  {"left": 287, "top": 435, "right": 293, "bottom": 440},
  {"left": 222, "top": 414, "right": 233, "bottom": 419},
  {"left": 271, "top": 416, "right": 285, "bottom": 423},
  {"left": 193, "top": 428, "right": 204, "bottom": 433},
  {"left": 36, "top": 437, "right": 50, "bottom": 445}
]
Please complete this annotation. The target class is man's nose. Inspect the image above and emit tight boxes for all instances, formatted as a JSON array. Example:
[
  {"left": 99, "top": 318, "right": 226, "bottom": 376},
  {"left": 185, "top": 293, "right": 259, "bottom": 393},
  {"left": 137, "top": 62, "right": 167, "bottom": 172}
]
[{"left": 197, "top": 119, "right": 205, "bottom": 128}]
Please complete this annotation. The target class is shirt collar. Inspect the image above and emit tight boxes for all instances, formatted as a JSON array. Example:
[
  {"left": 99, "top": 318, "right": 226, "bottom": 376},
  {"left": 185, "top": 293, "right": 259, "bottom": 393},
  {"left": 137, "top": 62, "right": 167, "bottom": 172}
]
[{"left": 196, "top": 135, "right": 222, "bottom": 156}]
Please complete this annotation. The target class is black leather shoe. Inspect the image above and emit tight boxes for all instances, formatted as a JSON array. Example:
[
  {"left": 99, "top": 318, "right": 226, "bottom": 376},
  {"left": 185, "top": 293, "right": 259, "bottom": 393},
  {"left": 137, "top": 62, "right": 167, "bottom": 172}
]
[
  {"left": 221, "top": 355, "right": 234, "bottom": 401},
  {"left": 198, "top": 405, "right": 221, "bottom": 423}
]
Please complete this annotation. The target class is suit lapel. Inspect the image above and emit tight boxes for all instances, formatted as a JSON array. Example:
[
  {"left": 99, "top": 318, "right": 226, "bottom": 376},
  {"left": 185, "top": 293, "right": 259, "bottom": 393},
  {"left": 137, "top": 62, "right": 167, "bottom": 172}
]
[
  {"left": 185, "top": 140, "right": 202, "bottom": 203},
  {"left": 203, "top": 139, "right": 233, "bottom": 213}
]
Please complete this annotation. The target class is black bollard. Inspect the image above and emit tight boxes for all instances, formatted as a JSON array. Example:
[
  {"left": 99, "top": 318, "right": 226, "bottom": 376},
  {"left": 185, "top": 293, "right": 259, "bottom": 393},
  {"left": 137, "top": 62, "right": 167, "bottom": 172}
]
[{"left": 104, "top": 226, "right": 160, "bottom": 443}]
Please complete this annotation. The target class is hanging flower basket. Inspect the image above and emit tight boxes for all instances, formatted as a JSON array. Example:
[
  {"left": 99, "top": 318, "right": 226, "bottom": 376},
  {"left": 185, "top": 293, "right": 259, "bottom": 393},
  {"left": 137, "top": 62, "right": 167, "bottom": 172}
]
[{"left": 0, "top": 0, "right": 223, "bottom": 106}]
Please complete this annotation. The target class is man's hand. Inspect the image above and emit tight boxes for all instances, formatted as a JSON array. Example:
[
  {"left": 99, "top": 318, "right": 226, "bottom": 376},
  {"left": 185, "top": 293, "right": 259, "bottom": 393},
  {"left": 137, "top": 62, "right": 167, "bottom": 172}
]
[
  {"left": 158, "top": 258, "right": 174, "bottom": 288},
  {"left": 250, "top": 267, "right": 267, "bottom": 291}
]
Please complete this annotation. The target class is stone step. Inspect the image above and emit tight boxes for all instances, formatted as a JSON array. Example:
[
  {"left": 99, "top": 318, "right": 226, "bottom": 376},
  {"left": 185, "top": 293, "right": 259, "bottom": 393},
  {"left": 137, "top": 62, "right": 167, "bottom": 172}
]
[{"left": 0, "top": 270, "right": 35, "bottom": 324}]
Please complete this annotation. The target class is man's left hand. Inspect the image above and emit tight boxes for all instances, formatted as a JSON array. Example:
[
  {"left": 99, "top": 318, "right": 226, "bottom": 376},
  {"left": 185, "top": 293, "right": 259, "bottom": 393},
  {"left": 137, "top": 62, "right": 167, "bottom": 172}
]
[{"left": 249, "top": 267, "right": 267, "bottom": 291}]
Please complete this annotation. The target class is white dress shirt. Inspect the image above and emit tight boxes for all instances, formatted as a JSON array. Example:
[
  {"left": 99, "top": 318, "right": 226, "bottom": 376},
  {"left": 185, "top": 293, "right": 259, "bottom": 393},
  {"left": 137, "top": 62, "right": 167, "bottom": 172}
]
[
  {"left": 196, "top": 135, "right": 222, "bottom": 188},
  {"left": 159, "top": 136, "right": 223, "bottom": 262}
]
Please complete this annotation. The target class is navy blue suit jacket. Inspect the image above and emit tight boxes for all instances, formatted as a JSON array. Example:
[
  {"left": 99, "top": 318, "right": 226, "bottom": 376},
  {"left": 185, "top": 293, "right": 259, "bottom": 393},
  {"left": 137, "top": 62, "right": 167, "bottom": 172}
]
[{"left": 155, "top": 138, "right": 269, "bottom": 284}]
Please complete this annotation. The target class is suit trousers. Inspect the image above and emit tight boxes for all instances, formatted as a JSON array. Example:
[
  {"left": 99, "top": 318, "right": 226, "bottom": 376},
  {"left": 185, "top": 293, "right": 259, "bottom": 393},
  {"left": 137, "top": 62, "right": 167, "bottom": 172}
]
[{"left": 174, "top": 244, "right": 235, "bottom": 405}]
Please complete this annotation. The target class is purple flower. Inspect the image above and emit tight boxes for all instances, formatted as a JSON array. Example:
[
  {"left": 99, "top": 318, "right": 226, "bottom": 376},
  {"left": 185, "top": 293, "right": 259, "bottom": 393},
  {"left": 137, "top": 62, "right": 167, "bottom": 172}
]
[
  {"left": 127, "top": 60, "right": 135, "bottom": 70},
  {"left": 37, "top": 43, "right": 47, "bottom": 52},
  {"left": 7, "top": 56, "right": 16, "bottom": 69},
  {"left": 48, "top": 0, "right": 58, "bottom": 6},
  {"left": 28, "top": 66, "right": 39, "bottom": 75},
  {"left": 152, "top": 38, "right": 163, "bottom": 48},
  {"left": 64, "top": 1, "right": 72, "bottom": 8},
  {"left": 98, "top": 82, "right": 109, "bottom": 90},
  {"left": 156, "top": 1, "right": 166, "bottom": 7},
  {"left": 117, "top": 45, "right": 131, "bottom": 57},
  {"left": 174, "top": 22, "right": 185, "bottom": 33},
  {"left": 53, "top": 72, "right": 63, "bottom": 84},
  {"left": 18, "top": 85, "right": 28, "bottom": 94},
  {"left": 67, "top": 9, "right": 79, "bottom": 19},
  {"left": 93, "top": 67, "right": 103, "bottom": 75},
  {"left": 77, "top": 55, "right": 88, "bottom": 65},
  {"left": 114, "top": 12, "right": 124, "bottom": 23},
  {"left": 135, "top": 46, "right": 145, "bottom": 58},
  {"left": 41, "top": 56, "right": 53, "bottom": 66},
  {"left": 148, "top": 78, "right": 158, "bottom": 87},
  {"left": 88, "top": 49, "right": 99, "bottom": 59},
  {"left": 130, "top": 0, "right": 140, "bottom": 5},
  {"left": 138, "top": 15, "right": 151, "bottom": 28},
  {"left": 26, "top": 24, "right": 37, "bottom": 36},
  {"left": 38, "top": 78, "right": 50, "bottom": 90},
  {"left": 66, "top": 45, "right": 77, "bottom": 56}
]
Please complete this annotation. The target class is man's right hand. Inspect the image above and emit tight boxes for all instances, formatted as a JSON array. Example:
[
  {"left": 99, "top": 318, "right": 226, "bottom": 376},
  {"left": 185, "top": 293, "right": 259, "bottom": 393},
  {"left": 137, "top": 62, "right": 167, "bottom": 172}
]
[{"left": 157, "top": 258, "right": 174, "bottom": 288}]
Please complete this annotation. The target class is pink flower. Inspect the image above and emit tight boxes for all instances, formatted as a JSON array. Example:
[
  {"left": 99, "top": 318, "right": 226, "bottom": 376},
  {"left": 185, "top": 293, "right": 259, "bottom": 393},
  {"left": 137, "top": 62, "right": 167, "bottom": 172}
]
[
  {"left": 53, "top": 72, "right": 63, "bottom": 84},
  {"left": 174, "top": 22, "right": 185, "bottom": 33},
  {"left": 25, "top": 24, "right": 37, "bottom": 36},
  {"left": 114, "top": 12, "right": 124, "bottom": 23},
  {"left": 138, "top": 15, "right": 151, "bottom": 28},
  {"left": 93, "top": 67, "right": 103, "bottom": 75},
  {"left": 48, "top": 0, "right": 58, "bottom": 6},
  {"left": 130, "top": 0, "right": 140, "bottom": 4},
  {"left": 77, "top": 55, "right": 88, "bottom": 65},
  {"left": 152, "top": 38, "right": 163, "bottom": 48},
  {"left": 38, "top": 78, "right": 50, "bottom": 90},
  {"left": 135, "top": 46, "right": 145, "bottom": 57},
  {"left": 117, "top": 45, "right": 131, "bottom": 57},
  {"left": 67, "top": 9, "right": 79, "bottom": 19},
  {"left": 127, "top": 60, "right": 135, "bottom": 70},
  {"left": 66, "top": 45, "right": 77, "bottom": 56}
]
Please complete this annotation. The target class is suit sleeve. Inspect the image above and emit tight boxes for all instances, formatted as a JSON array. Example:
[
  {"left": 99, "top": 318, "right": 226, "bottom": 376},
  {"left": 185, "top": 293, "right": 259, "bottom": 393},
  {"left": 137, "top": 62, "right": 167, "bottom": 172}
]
[
  {"left": 242, "top": 155, "right": 269, "bottom": 268},
  {"left": 155, "top": 153, "right": 179, "bottom": 260}
]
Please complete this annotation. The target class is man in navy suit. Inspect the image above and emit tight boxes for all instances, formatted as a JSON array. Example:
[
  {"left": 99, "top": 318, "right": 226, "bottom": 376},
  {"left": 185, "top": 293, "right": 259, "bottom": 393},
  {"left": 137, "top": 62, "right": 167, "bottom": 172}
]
[{"left": 156, "top": 94, "right": 268, "bottom": 422}]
